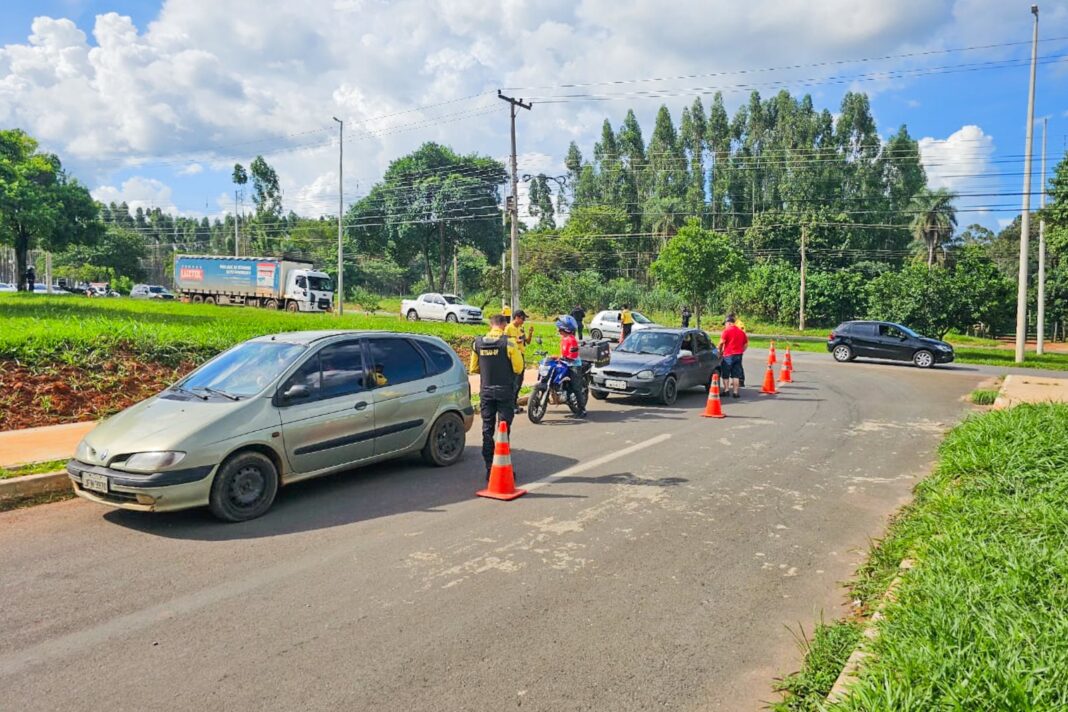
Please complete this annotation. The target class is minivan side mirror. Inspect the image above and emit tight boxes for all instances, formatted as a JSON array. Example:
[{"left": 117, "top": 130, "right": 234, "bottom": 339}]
[{"left": 282, "top": 384, "right": 311, "bottom": 402}]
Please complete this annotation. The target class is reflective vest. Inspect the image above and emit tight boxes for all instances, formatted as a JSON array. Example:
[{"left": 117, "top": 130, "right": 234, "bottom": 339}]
[{"left": 475, "top": 335, "right": 514, "bottom": 399}]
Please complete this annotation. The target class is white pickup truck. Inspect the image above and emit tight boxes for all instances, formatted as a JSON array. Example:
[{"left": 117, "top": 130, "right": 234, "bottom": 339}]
[{"left": 401, "top": 293, "right": 483, "bottom": 324}]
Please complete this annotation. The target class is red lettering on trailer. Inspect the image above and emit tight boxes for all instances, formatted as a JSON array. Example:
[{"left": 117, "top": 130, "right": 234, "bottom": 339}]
[{"left": 179, "top": 267, "right": 204, "bottom": 281}]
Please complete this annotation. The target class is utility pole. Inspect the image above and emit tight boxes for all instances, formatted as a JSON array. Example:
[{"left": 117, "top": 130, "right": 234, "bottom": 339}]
[
  {"left": 1015, "top": 4, "right": 1040, "bottom": 363},
  {"left": 234, "top": 191, "right": 240, "bottom": 257},
  {"left": 498, "top": 90, "right": 531, "bottom": 312},
  {"left": 799, "top": 225, "right": 807, "bottom": 331},
  {"left": 333, "top": 116, "right": 344, "bottom": 317},
  {"left": 1037, "top": 117, "right": 1048, "bottom": 355}
]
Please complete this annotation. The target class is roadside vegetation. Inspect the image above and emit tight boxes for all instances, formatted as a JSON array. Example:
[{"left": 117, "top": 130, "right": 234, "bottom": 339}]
[
  {"left": 775, "top": 404, "right": 1068, "bottom": 710},
  {"left": 969, "top": 388, "right": 998, "bottom": 405},
  {"left": 0, "top": 459, "right": 68, "bottom": 479},
  {"left": 772, "top": 620, "right": 862, "bottom": 712}
]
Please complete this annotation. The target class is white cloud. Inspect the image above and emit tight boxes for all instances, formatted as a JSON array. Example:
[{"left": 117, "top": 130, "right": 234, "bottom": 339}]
[
  {"left": 1, "top": 0, "right": 1064, "bottom": 218},
  {"left": 918, "top": 125, "right": 995, "bottom": 193},
  {"left": 92, "top": 176, "right": 180, "bottom": 215},
  {"left": 177, "top": 163, "right": 203, "bottom": 175}
]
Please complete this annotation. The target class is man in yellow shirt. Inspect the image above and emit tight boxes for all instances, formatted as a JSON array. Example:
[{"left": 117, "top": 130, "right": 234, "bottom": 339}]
[
  {"left": 504, "top": 310, "right": 531, "bottom": 412},
  {"left": 469, "top": 314, "right": 525, "bottom": 480},
  {"left": 620, "top": 305, "right": 634, "bottom": 341}
]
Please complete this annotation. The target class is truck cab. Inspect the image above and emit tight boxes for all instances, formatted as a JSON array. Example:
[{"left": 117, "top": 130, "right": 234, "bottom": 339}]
[{"left": 285, "top": 270, "right": 334, "bottom": 313}]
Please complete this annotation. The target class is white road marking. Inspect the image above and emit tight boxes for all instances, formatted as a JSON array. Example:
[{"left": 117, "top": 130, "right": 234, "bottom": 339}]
[{"left": 522, "top": 433, "right": 673, "bottom": 492}]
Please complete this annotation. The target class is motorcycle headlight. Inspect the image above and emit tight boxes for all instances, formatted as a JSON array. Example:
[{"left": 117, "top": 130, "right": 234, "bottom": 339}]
[
  {"left": 120, "top": 451, "right": 186, "bottom": 473},
  {"left": 635, "top": 370, "right": 655, "bottom": 380}
]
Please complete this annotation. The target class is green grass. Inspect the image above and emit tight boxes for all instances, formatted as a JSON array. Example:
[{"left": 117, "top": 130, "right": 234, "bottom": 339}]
[
  {"left": 0, "top": 294, "right": 560, "bottom": 368},
  {"left": 969, "top": 388, "right": 999, "bottom": 405},
  {"left": 0, "top": 459, "right": 68, "bottom": 479},
  {"left": 828, "top": 404, "right": 1068, "bottom": 710},
  {"left": 772, "top": 619, "right": 863, "bottom": 711}
]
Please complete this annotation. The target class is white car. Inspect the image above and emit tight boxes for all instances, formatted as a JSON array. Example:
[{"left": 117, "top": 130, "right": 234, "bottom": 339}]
[
  {"left": 0, "top": 282, "right": 15, "bottom": 292},
  {"left": 401, "top": 293, "right": 483, "bottom": 324},
  {"left": 131, "top": 284, "right": 176, "bottom": 300},
  {"left": 587, "top": 310, "right": 659, "bottom": 340}
]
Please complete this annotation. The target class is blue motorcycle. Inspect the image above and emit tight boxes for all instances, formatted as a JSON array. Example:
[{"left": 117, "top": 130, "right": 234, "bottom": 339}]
[{"left": 528, "top": 342, "right": 590, "bottom": 424}]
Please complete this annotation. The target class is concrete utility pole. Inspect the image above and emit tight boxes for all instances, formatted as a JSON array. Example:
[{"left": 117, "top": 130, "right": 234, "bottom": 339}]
[
  {"left": 234, "top": 191, "right": 240, "bottom": 257},
  {"left": 1037, "top": 117, "right": 1048, "bottom": 355},
  {"left": 1015, "top": 4, "right": 1040, "bottom": 363},
  {"left": 799, "top": 225, "right": 807, "bottom": 331},
  {"left": 333, "top": 116, "right": 344, "bottom": 317},
  {"left": 498, "top": 91, "right": 532, "bottom": 313}
]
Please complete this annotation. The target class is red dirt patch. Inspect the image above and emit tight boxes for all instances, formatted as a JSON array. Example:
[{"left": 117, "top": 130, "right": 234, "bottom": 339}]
[{"left": 0, "top": 353, "right": 196, "bottom": 430}]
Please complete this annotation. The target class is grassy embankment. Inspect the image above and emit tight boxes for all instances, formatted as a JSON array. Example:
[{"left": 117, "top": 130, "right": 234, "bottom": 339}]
[{"left": 774, "top": 403, "right": 1068, "bottom": 710}]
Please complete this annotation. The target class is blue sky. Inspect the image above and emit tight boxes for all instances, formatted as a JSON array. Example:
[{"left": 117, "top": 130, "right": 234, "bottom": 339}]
[{"left": 1, "top": 0, "right": 1066, "bottom": 232}]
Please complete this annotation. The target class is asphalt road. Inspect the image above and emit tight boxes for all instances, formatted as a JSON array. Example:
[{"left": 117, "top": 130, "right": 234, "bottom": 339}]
[{"left": 0, "top": 351, "right": 990, "bottom": 711}]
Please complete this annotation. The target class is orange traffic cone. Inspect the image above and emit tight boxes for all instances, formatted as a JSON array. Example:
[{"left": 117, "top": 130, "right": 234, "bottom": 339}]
[
  {"left": 702, "top": 373, "right": 726, "bottom": 418},
  {"left": 768, "top": 340, "right": 777, "bottom": 365},
  {"left": 778, "top": 361, "right": 793, "bottom": 383},
  {"left": 477, "top": 421, "right": 526, "bottom": 501},
  {"left": 784, "top": 346, "right": 793, "bottom": 369},
  {"left": 760, "top": 363, "right": 778, "bottom": 394}
]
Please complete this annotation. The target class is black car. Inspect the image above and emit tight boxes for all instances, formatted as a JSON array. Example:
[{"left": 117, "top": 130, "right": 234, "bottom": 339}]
[
  {"left": 827, "top": 321, "right": 954, "bottom": 368},
  {"left": 589, "top": 328, "right": 722, "bottom": 405}
]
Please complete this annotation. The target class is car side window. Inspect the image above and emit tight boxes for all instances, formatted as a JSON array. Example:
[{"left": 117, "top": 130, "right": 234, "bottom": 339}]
[
  {"left": 296, "top": 276, "right": 307, "bottom": 289},
  {"left": 281, "top": 353, "right": 322, "bottom": 401},
  {"left": 694, "top": 332, "right": 712, "bottom": 353},
  {"left": 319, "top": 342, "right": 367, "bottom": 399},
  {"left": 366, "top": 338, "right": 427, "bottom": 386},
  {"left": 416, "top": 341, "right": 455, "bottom": 377},
  {"left": 879, "top": 324, "right": 903, "bottom": 339}
]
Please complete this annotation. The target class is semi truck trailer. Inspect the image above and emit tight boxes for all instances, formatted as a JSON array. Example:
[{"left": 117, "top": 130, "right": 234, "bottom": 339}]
[{"left": 173, "top": 255, "right": 334, "bottom": 312}]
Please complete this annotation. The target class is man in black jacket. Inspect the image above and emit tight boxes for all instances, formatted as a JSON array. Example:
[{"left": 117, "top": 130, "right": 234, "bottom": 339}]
[
  {"left": 570, "top": 304, "right": 586, "bottom": 341},
  {"left": 469, "top": 314, "right": 525, "bottom": 480}
]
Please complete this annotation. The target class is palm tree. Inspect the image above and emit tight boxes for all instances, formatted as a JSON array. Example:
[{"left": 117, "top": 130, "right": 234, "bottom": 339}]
[{"left": 908, "top": 188, "right": 958, "bottom": 267}]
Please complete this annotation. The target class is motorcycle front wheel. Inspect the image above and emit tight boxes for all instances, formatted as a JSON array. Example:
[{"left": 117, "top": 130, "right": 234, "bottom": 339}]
[{"left": 527, "top": 384, "right": 549, "bottom": 424}]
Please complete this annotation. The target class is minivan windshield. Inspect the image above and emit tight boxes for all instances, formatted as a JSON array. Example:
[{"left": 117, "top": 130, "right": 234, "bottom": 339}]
[
  {"left": 616, "top": 331, "right": 679, "bottom": 357},
  {"left": 177, "top": 342, "right": 306, "bottom": 398},
  {"left": 894, "top": 323, "right": 920, "bottom": 338}
]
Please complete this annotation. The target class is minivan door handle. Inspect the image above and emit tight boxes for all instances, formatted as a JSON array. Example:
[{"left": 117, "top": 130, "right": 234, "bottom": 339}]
[
  {"left": 354, "top": 401, "right": 368, "bottom": 411},
  {"left": 426, "top": 385, "right": 437, "bottom": 393}
]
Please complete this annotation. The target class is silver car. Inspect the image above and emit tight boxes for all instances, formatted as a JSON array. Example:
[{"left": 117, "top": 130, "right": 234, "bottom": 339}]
[
  {"left": 68, "top": 331, "right": 474, "bottom": 521},
  {"left": 587, "top": 310, "right": 659, "bottom": 340}
]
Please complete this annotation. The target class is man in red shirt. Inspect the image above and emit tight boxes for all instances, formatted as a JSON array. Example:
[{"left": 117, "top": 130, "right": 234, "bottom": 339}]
[
  {"left": 557, "top": 315, "right": 588, "bottom": 418},
  {"left": 718, "top": 313, "right": 748, "bottom": 398}
]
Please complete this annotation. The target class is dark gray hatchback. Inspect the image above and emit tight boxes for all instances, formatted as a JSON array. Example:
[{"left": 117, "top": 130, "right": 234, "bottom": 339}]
[
  {"left": 827, "top": 321, "right": 954, "bottom": 368},
  {"left": 589, "top": 328, "right": 722, "bottom": 405}
]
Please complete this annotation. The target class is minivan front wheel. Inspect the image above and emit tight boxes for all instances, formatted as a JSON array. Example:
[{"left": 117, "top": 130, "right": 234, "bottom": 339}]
[
  {"left": 209, "top": 451, "right": 279, "bottom": 522},
  {"left": 422, "top": 412, "right": 465, "bottom": 467},
  {"left": 913, "top": 349, "right": 934, "bottom": 369},
  {"left": 832, "top": 344, "right": 854, "bottom": 362}
]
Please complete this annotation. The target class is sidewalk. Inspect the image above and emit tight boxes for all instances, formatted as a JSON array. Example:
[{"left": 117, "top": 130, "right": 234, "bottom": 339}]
[
  {"left": 0, "top": 421, "right": 96, "bottom": 468},
  {"left": 0, "top": 370, "right": 541, "bottom": 469},
  {"left": 994, "top": 374, "right": 1068, "bottom": 409}
]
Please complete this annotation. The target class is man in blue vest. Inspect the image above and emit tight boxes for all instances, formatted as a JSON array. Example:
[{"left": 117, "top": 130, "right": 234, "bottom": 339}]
[{"left": 469, "top": 314, "right": 525, "bottom": 480}]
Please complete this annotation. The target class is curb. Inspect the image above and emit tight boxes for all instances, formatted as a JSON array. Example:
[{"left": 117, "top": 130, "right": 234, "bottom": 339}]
[
  {"left": 826, "top": 558, "right": 914, "bottom": 704},
  {"left": 0, "top": 471, "right": 71, "bottom": 501}
]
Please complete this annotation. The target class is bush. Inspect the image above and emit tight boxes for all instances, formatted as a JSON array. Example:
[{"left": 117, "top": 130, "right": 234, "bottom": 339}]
[{"left": 348, "top": 286, "right": 382, "bottom": 313}]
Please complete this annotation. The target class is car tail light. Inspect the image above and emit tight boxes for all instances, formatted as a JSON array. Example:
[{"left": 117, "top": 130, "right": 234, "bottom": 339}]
[{"left": 828, "top": 332, "right": 835, "bottom": 340}]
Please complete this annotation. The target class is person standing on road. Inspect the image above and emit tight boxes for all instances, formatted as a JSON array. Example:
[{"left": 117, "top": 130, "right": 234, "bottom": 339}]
[
  {"left": 681, "top": 305, "right": 692, "bottom": 328},
  {"left": 718, "top": 313, "right": 748, "bottom": 399},
  {"left": 24, "top": 266, "right": 36, "bottom": 292},
  {"left": 505, "top": 309, "right": 531, "bottom": 413},
  {"left": 570, "top": 304, "right": 586, "bottom": 340},
  {"left": 620, "top": 305, "right": 634, "bottom": 342},
  {"left": 469, "top": 314, "right": 525, "bottom": 480}
]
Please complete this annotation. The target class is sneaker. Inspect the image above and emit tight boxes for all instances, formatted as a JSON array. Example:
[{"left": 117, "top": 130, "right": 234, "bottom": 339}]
[
  {"left": 732, "top": 392, "right": 740, "bottom": 399},
  {"left": 515, "top": 406, "right": 525, "bottom": 414},
  {"left": 574, "top": 410, "right": 588, "bottom": 418}
]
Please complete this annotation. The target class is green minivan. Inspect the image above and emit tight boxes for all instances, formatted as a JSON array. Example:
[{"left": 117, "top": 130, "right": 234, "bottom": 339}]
[{"left": 68, "top": 330, "right": 474, "bottom": 521}]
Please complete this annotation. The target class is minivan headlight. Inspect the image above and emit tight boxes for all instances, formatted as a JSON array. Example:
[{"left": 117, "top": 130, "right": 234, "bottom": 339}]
[{"left": 122, "top": 451, "right": 186, "bottom": 473}]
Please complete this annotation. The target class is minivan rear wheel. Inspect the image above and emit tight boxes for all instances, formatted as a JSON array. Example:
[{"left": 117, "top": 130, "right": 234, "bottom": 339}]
[
  {"left": 832, "top": 344, "right": 854, "bottom": 362},
  {"left": 209, "top": 451, "right": 279, "bottom": 522},
  {"left": 422, "top": 412, "right": 465, "bottom": 467},
  {"left": 913, "top": 349, "right": 934, "bottom": 369}
]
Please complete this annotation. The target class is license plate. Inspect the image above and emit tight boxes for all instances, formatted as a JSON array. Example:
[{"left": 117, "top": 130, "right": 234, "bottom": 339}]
[
  {"left": 605, "top": 379, "right": 628, "bottom": 390},
  {"left": 82, "top": 472, "right": 109, "bottom": 493}
]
